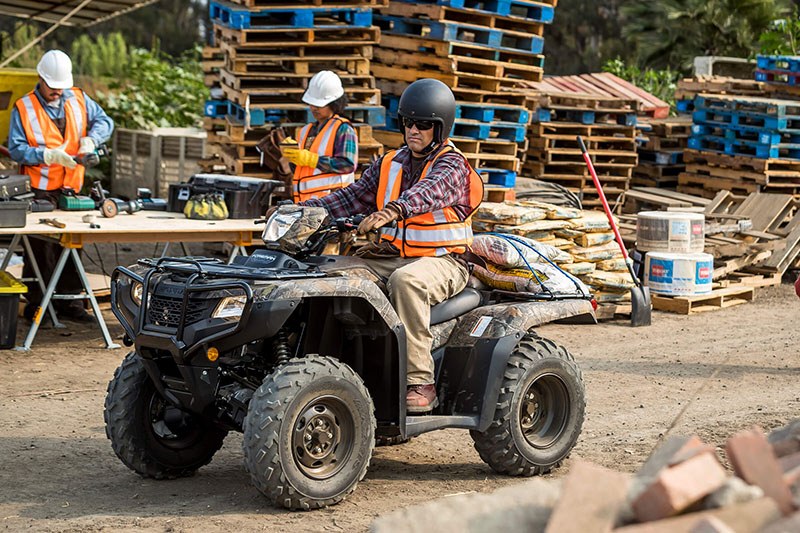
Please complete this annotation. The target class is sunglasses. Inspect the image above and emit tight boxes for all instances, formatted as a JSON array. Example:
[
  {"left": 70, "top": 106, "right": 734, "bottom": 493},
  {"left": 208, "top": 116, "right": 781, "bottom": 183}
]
[{"left": 401, "top": 117, "right": 435, "bottom": 131}]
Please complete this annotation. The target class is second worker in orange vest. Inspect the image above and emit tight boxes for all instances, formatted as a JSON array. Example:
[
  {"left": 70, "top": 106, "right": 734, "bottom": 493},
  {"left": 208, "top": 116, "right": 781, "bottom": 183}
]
[
  {"left": 279, "top": 71, "right": 358, "bottom": 202},
  {"left": 301, "top": 79, "right": 484, "bottom": 412}
]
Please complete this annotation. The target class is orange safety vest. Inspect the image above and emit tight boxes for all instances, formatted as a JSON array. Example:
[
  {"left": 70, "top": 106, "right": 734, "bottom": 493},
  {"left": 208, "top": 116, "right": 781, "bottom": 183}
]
[
  {"left": 15, "top": 88, "right": 88, "bottom": 191},
  {"left": 377, "top": 143, "right": 484, "bottom": 257},
  {"left": 292, "top": 114, "right": 357, "bottom": 202}
]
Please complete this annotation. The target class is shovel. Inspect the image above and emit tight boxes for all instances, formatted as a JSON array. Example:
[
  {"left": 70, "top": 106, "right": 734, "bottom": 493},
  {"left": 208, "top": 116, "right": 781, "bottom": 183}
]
[{"left": 577, "top": 136, "right": 652, "bottom": 326}]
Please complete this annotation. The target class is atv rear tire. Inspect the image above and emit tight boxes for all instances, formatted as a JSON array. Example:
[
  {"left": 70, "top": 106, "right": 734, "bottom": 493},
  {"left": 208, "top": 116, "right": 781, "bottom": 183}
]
[
  {"left": 242, "top": 356, "right": 376, "bottom": 510},
  {"left": 470, "top": 333, "right": 584, "bottom": 476},
  {"left": 104, "top": 352, "right": 228, "bottom": 479}
]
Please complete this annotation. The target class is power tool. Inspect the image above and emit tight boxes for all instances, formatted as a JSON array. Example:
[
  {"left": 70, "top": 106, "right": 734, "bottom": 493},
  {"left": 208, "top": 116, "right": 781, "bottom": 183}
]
[
  {"left": 91, "top": 181, "right": 142, "bottom": 218},
  {"left": 74, "top": 144, "right": 109, "bottom": 168},
  {"left": 58, "top": 186, "right": 95, "bottom": 211},
  {"left": 137, "top": 188, "right": 168, "bottom": 211}
]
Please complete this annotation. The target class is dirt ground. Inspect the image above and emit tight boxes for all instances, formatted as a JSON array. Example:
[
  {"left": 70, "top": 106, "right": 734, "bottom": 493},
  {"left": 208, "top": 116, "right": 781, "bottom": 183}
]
[{"left": 1, "top": 279, "right": 798, "bottom": 532}]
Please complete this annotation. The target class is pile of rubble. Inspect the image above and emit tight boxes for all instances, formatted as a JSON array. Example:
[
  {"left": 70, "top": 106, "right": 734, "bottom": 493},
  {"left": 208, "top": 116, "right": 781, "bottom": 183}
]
[{"left": 372, "top": 422, "right": 800, "bottom": 532}]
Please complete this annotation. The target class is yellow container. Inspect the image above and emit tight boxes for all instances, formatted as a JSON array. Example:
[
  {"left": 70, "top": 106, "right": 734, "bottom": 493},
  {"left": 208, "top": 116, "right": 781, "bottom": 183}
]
[
  {"left": 0, "top": 68, "right": 38, "bottom": 144},
  {"left": 0, "top": 270, "right": 27, "bottom": 294}
]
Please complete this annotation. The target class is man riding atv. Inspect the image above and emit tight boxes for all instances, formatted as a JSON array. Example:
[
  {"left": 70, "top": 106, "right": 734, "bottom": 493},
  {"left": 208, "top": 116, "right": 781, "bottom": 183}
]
[{"left": 298, "top": 78, "right": 483, "bottom": 413}]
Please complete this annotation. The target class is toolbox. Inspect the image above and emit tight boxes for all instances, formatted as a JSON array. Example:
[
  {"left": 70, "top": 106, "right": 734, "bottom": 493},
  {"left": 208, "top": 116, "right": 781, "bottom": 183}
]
[
  {"left": 0, "top": 173, "right": 31, "bottom": 199},
  {"left": 0, "top": 200, "right": 28, "bottom": 228},
  {"left": 168, "top": 175, "right": 283, "bottom": 219}
]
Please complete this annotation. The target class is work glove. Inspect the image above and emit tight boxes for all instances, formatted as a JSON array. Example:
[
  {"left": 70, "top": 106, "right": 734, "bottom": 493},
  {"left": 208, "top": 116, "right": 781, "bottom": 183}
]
[
  {"left": 43, "top": 142, "right": 77, "bottom": 169},
  {"left": 282, "top": 147, "right": 319, "bottom": 169},
  {"left": 78, "top": 137, "right": 96, "bottom": 155},
  {"left": 256, "top": 127, "right": 292, "bottom": 178},
  {"left": 358, "top": 205, "right": 401, "bottom": 235}
]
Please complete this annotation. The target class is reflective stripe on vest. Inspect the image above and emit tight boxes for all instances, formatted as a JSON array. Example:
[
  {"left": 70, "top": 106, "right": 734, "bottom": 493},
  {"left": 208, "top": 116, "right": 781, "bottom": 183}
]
[
  {"left": 292, "top": 115, "right": 356, "bottom": 202},
  {"left": 377, "top": 144, "right": 484, "bottom": 257},
  {"left": 15, "top": 88, "right": 87, "bottom": 191}
]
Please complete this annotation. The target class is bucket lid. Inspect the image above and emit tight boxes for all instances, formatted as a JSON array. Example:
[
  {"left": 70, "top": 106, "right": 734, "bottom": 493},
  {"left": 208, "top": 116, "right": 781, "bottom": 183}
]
[
  {"left": 0, "top": 271, "right": 27, "bottom": 293},
  {"left": 646, "top": 251, "right": 714, "bottom": 261},
  {"left": 637, "top": 211, "right": 705, "bottom": 221}
]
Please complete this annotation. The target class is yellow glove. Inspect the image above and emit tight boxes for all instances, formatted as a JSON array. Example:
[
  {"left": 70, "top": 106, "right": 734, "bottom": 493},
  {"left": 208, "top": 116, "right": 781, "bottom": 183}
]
[{"left": 283, "top": 147, "right": 319, "bottom": 168}]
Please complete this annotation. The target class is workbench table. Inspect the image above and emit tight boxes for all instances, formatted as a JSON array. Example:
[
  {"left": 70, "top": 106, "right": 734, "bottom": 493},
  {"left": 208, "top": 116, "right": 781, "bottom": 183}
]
[{"left": 0, "top": 210, "right": 262, "bottom": 350}]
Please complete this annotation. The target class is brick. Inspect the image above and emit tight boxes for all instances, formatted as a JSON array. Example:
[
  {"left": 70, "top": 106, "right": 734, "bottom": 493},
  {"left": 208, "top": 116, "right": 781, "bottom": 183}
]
[
  {"left": 768, "top": 420, "right": 800, "bottom": 458},
  {"left": 545, "top": 460, "right": 630, "bottom": 533},
  {"left": 632, "top": 451, "right": 727, "bottom": 522},
  {"left": 726, "top": 426, "right": 795, "bottom": 516},
  {"left": 689, "top": 516, "right": 736, "bottom": 533},
  {"left": 614, "top": 497, "right": 780, "bottom": 533}
]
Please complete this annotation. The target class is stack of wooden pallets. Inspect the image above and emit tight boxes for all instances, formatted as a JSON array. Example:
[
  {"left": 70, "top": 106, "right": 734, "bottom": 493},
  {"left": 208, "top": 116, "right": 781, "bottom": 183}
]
[
  {"left": 521, "top": 92, "right": 639, "bottom": 209},
  {"left": 678, "top": 93, "right": 800, "bottom": 198},
  {"left": 201, "top": 0, "right": 387, "bottom": 178},
  {"left": 632, "top": 116, "right": 692, "bottom": 189},
  {"left": 371, "top": 0, "right": 556, "bottom": 195}
]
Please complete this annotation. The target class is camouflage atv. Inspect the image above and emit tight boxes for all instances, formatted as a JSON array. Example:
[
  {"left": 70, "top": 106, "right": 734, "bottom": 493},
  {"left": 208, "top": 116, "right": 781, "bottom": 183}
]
[{"left": 104, "top": 206, "right": 595, "bottom": 510}]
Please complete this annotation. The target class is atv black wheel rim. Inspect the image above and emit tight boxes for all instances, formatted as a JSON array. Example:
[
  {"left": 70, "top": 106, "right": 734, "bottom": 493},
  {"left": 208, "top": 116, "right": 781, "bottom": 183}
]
[
  {"left": 519, "top": 373, "right": 570, "bottom": 449},
  {"left": 292, "top": 396, "right": 354, "bottom": 480},
  {"left": 148, "top": 393, "right": 204, "bottom": 450}
]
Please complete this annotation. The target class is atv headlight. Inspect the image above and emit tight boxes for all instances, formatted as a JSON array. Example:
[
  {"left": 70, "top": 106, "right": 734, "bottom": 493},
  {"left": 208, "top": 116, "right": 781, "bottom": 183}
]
[
  {"left": 131, "top": 282, "right": 143, "bottom": 306},
  {"left": 213, "top": 295, "right": 247, "bottom": 319}
]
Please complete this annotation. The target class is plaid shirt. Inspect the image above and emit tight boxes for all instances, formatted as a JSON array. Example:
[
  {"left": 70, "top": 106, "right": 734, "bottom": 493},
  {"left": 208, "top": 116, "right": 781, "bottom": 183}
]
[
  {"left": 302, "top": 144, "right": 473, "bottom": 219},
  {"left": 298, "top": 117, "right": 358, "bottom": 175}
]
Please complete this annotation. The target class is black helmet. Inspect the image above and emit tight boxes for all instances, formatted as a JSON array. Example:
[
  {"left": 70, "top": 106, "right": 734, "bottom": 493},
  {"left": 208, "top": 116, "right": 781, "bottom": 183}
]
[{"left": 397, "top": 78, "right": 456, "bottom": 146}]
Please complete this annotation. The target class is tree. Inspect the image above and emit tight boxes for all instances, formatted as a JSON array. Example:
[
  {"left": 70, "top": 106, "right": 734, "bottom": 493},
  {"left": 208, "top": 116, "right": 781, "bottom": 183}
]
[
  {"left": 622, "top": 0, "right": 791, "bottom": 72},
  {"left": 543, "top": 0, "right": 631, "bottom": 75},
  {"left": 0, "top": 22, "right": 43, "bottom": 67}
]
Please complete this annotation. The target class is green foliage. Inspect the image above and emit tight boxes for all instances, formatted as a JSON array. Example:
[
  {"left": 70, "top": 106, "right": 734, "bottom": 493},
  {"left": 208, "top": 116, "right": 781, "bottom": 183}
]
[
  {"left": 71, "top": 33, "right": 131, "bottom": 79},
  {"left": 758, "top": 8, "right": 800, "bottom": 54},
  {"left": 622, "top": 0, "right": 790, "bottom": 72},
  {"left": 0, "top": 22, "right": 44, "bottom": 68},
  {"left": 94, "top": 47, "right": 208, "bottom": 129},
  {"left": 602, "top": 58, "right": 680, "bottom": 109}
]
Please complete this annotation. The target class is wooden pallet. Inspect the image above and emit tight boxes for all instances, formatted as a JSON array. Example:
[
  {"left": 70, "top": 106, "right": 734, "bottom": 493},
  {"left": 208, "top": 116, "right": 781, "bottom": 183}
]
[
  {"left": 221, "top": 81, "right": 381, "bottom": 106},
  {"left": 535, "top": 92, "right": 640, "bottom": 112},
  {"left": 652, "top": 286, "right": 755, "bottom": 314},
  {"left": 214, "top": 24, "right": 380, "bottom": 47},
  {"left": 376, "top": 78, "right": 532, "bottom": 103},
  {"left": 228, "top": 0, "right": 388, "bottom": 7},
  {"left": 528, "top": 121, "right": 636, "bottom": 138},
  {"left": 675, "top": 76, "right": 765, "bottom": 100},
  {"left": 529, "top": 134, "right": 636, "bottom": 152},
  {"left": 639, "top": 135, "right": 688, "bottom": 151},
  {"left": 377, "top": 34, "right": 545, "bottom": 68},
  {"left": 226, "top": 53, "right": 371, "bottom": 76},
  {"left": 219, "top": 39, "right": 373, "bottom": 60},
  {"left": 526, "top": 147, "right": 638, "bottom": 166}
]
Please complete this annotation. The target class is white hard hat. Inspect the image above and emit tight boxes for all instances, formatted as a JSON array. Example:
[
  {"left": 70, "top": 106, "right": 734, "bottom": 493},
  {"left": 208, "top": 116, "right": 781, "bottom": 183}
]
[
  {"left": 302, "top": 70, "right": 344, "bottom": 107},
  {"left": 37, "top": 50, "right": 73, "bottom": 90}
]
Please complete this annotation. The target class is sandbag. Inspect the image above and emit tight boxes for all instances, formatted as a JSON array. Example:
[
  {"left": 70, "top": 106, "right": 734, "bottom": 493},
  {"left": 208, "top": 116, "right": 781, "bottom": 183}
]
[
  {"left": 596, "top": 258, "right": 628, "bottom": 271},
  {"left": 574, "top": 231, "right": 615, "bottom": 248},
  {"left": 555, "top": 227, "right": 584, "bottom": 239},
  {"left": 471, "top": 234, "right": 573, "bottom": 269},
  {"left": 475, "top": 202, "right": 547, "bottom": 226},
  {"left": 593, "top": 290, "right": 632, "bottom": 303},
  {"left": 582, "top": 270, "right": 636, "bottom": 291},
  {"left": 570, "top": 241, "right": 623, "bottom": 262},
  {"left": 516, "top": 200, "right": 582, "bottom": 220},
  {"left": 561, "top": 262, "right": 596, "bottom": 276},
  {"left": 568, "top": 211, "right": 615, "bottom": 232},
  {"left": 495, "top": 219, "right": 571, "bottom": 237}
]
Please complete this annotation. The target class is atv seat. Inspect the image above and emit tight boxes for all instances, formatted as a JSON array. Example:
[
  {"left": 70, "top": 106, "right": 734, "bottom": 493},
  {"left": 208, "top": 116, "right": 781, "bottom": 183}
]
[{"left": 430, "top": 288, "right": 482, "bottom": 326}]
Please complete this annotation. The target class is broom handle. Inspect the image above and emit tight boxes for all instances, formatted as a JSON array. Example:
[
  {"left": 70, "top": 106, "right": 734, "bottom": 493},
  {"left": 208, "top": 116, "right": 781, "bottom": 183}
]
[{"left": 577, "top": 136, "right": 629, "bottom": 262}]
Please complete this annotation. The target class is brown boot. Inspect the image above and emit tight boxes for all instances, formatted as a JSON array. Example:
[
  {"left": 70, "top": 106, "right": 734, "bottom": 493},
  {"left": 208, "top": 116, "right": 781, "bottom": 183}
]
[{"left": 406, "top": 384, "right": 438, "bottom": 413}]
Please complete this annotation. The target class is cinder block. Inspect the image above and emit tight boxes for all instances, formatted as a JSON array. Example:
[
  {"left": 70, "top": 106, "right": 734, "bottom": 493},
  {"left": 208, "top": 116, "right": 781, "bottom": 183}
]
[
  {"left": 544, "top": 460, "right": 630, "bottom": 533},
  {"left": 615, "top": 497, "right": 780, "bottom": 533},
  {"left": 632, "top": 451, "right": 727, "bottom": 522},
  {"left": 726, "top": 426, "right": 795, "bottom": 516}
]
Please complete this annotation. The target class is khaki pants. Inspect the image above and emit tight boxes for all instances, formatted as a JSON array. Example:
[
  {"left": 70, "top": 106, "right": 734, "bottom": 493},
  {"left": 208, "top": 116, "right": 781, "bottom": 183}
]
[{"left": 362, "top": 255, "right": 469, "bottom": 385}]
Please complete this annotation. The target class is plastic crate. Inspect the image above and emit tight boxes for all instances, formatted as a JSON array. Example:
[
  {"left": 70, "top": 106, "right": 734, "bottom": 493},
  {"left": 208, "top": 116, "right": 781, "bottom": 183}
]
[
  {"left": 0, "top": 200, "right": 28, "bottom": 228},
  {"left": 111, "top": 128, "right": 206, "bottom": 201},
  {"left": 0, "top": 271, "right": 26, "bottom": 349}
]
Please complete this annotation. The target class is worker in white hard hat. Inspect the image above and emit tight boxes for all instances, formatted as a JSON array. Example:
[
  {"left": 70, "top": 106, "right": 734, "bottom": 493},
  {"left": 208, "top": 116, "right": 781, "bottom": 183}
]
[
  {"left": 7, "top": 49, "right": 114, "bottom": 324},
  {"left": 279, "top": 70, "right": 358, "bottom": 202}
]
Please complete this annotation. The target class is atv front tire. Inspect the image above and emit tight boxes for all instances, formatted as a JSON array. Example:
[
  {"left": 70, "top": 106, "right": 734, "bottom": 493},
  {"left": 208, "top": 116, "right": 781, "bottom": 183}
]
[
  {"left": 104, "top": 352, "right": 228, "bottom": 479},
  {"left": 242, "top": 356, "right": 376, "bottom": 510},
  {"left": 471, "top": 333, "right": 585, "bottom": 476}
]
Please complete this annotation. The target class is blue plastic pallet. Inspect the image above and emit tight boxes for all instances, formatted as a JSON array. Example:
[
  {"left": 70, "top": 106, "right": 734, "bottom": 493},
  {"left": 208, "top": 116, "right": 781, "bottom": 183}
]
[
  {"left": 384, "top": 97, "right": 530, "bottom": 126},
  {"left": 691, "top": 124, "right": 800, "bottom": 146},
  {"left": 756, "top": 54, "right": 800, "bottom": 73},
  {"left": 375, "top": 15, "right": 544, "bottom": 55},
  {"left": 204, "top": 100, "right": 229, "bottom": 118},
  {"left": 695, "top": 94, "right": 800, "bottom": 118},
  {"left": 675, "top": 99, "right": 695, "bottom": 113},
  {"left": 688, "top": 134, "right": 800, "bottom": 159},
  {"left": 210, "top": 1, "right": 372, "bottom": 29},
  {"left": 692, "top": 109, "right": 796, "bottom": 131},
  {"left": 755, "top": 69, "right": 800, "bottom": 86},
  {"left": 531, "top": 108, "right": 636, "bottom": 126},
  {"left": 478, "top": 168, "right": 517, "bottom": 187},
  {"left": 393, "top": 0, "right": 554, "bottom": 23}
]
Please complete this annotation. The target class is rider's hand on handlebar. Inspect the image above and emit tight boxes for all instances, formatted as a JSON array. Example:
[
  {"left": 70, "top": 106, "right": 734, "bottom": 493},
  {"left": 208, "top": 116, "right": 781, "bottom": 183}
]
[{"left": 358, "top": 205, "right": 401, "bottom": 235}]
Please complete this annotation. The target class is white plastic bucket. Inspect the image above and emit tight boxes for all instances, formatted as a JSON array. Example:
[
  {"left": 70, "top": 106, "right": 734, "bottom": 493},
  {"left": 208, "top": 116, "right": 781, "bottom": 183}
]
[
  {"left": 644, "top": 252, "right": 714, "bottom": 295},
  {"left": 636, "top": 211, "right": 705, "bottom": 253}
]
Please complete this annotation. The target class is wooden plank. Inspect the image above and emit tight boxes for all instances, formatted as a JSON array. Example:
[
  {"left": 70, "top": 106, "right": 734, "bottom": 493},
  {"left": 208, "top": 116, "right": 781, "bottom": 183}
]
[
  {"left": 733, "top": 193, "right": 796, "bottom": 233},
  {"left": 763, "top": 223, "right": 800, "bottom": 272},
  {"left": 712, "top": 250, "right": 773, "bottom": 279}
]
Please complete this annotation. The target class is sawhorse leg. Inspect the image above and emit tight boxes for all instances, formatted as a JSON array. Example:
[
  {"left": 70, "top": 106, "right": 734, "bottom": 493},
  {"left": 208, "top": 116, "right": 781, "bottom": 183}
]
[
  {"left": 18, "top": 247, "right": 120, "bottom": 351},
  {"left": 2, "top": 234, "right": 63, "bottom": 328},
  {"left": 160, "top": 242, "right": 190, "bottom": 258}
]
